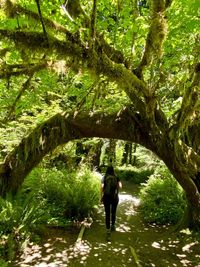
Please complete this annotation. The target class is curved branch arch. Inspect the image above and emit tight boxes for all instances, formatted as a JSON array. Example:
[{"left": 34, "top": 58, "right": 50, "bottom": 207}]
[{"left": 0, "top": 107, "right": 155, "bottom": 195}]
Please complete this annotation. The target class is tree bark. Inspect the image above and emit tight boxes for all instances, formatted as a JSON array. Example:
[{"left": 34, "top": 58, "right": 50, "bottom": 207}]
[{"left": 121, "top": 142, "right": 129, "bottom": 166}]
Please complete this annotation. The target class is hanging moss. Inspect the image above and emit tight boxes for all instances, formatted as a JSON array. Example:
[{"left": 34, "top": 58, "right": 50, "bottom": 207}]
[{"left": 0, "top": 0, "right": 16, "bottom": 18}]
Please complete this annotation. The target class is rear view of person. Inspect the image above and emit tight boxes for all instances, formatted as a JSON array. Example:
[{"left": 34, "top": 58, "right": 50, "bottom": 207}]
[{"left": 101, "top": 165, "right": 122, "bottom": 241}]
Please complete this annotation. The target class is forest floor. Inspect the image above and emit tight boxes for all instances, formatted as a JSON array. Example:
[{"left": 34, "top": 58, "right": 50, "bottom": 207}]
[{"left": 12, "top": 181, "right": 200, "bottom": 267}]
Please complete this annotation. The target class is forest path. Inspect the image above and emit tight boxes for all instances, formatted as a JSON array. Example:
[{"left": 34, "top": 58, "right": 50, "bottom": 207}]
[{"left": 12, "top": 181, "right": 199, "bottom": 267}]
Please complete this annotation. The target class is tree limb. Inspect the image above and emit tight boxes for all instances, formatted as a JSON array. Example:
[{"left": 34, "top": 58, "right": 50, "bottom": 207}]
[
  {"left": 1, "top": 0, "right": 127, "bottom": 66},
  {"left": 176, "top": 63, "right": 200, "bottom": 131},
  {"left": 0, "top": 107, "right": 156, "bottom": 194},
  {"left": 136, "top": 0, "right": 170, "bottom": 78},
  {"left": 0, "top": 29, "right": 147, "bottom": 112},
  {"left": 90, "top": 0, "right": 97, "bottom": 48},
  {"left": 0, "top": 28, "right": 169, "bottom": 131},
  {"left": 0, "top": 62, "right": 47, "bottom": 79},
  {"left": 5, "top": 75, "right": 33, "bottom": 121}
]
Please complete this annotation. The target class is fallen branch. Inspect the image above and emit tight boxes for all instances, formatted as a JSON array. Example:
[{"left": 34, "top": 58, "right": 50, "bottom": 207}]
[
  {"left": 76, "top": 224, "right": 86, "bottom": 243},
  {"left": 129, "top": 245, "right": 142, "bottom": 267}
]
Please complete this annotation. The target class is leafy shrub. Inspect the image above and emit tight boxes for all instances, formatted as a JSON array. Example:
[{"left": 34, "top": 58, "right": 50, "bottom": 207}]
[
  {"left": 116, "top": 166, "right": 153, "bottom": 184},
  {"left": 0, "top": 194, "right": 46, "bottom": 262},
  {"left": 0, "top": 259, "right": 8, "bottom": 267},
  {"left": 139, "top": 166, "right": 186, "bottom": 224},
  {"left": 23, "top": 166, "right": 101, "bottom": 223}
]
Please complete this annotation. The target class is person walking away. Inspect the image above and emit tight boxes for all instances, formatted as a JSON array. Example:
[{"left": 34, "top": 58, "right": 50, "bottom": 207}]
[{"left": 101, "top": 165, "right": 122, "bottom": 241}]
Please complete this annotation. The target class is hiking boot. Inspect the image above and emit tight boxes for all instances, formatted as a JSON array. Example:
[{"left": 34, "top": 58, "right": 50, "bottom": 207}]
[
  {"left": 111, "top": 225, "right": 116, "bottom": 232},
  {"left": 106, "top": 229, "right": 111, "bottom": 242}
]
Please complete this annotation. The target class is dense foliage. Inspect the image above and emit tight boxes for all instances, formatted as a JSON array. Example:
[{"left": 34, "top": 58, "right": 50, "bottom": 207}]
[
  {"left": 0, "top": 0, "right": 199, "bottom": 230},
  {"left": 0, "top": 165, "right": 100, "bottom": 263},
  {"left": 0, "top": 0, "right": 199, "bottom": 155},
  {"left": 23, "top": 166, "right": 101, "bottom": 221},
  {"left": 140, "top": 166, "right": 186, "bottom": 224}
]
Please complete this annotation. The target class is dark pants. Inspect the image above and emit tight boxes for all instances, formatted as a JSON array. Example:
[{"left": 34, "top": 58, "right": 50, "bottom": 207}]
[{"left": 103, "top": 194, "right": 119, "bottom": 229}]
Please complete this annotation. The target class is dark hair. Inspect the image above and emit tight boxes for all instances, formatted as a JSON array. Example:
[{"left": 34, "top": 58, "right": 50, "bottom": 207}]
[{"left": 105, "top": 166, "right": 115, "bottom": 176}]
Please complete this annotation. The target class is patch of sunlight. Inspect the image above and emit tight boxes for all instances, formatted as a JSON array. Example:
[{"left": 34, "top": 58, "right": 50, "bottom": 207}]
[
  {"left": 119, "top": 193, "right": 140, "bottom": 206},
  {"left": 182, "top": 242, "right": 198, "bottom": 252},
  {"left": 152, "top": 242, "right": 161, "bottom": 249},
  {"left": 168, "top": 240, "right": 180, "bottom": 248},
  {"left": 69, "top": 240, "right": 92, "bottom": 263},
  {"left": 37, "top": 263, "right": 49, "bottom": 267},
  {"left": 125, "top": 205, "right": 136, "bottom": 217},
  {"left": 46, "top": 247, "right": 54, "bottom": 253},
  {"left": 43, "top": 243, "right": 51, "bottom": 248},
  {"left": 117, "top": 223, "right": 132, "bottom": 233},
  {"left": 177, "top": 254, "right": 187, "bottom": 258},
  {"left": 180, "top": 259, "right": 192, "bottom": 266},
  {"left": 152, "top": 241, "right": 168, "bottom": 251}
]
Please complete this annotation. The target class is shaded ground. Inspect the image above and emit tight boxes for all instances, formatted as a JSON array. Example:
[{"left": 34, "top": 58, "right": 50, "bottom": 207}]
[{"left": 12, "top": 181, "right": 200, "bottom": 266}]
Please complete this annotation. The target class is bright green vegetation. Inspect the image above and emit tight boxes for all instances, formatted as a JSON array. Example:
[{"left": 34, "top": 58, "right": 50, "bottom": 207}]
[
  {"left": 140, "top": 166, "right": 186, "bottom": 224},
  {"left": 0, "top": 0, "right": 199, "bottom": 264},
  {"left": 23, "top": 166, "right": 101, "bottom": 223},
  {"left": 0, "top": 165, "right": 100, "bottom": 263}
]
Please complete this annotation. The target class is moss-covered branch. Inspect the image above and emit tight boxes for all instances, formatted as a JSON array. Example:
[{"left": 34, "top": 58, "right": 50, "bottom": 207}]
[
  {"left": 0, "top": 107, "right": 157, "bottom": 195},
  {"left": 0, "top": 0, "right": 68, "bottom": 34},
  {"left": 1, "top": 0, "right": 126, "bottom": 66},
  {"left": 136, "top": 0, "right": 171, "bottom": 78},
  {"left": 0, "top": 29, "right": 148, "bottom": 114},
  {"left": 0, "top": 27, "right": 168, "bottom": 130},
  {"left": 90, "top": 0, "right": 97, "bottom": 46},
  {"left": 0, "top": 62, "right": 47, "bottom": 79},
  {"left": 176, "top": 63, "right": 200, "bottom": 130}
]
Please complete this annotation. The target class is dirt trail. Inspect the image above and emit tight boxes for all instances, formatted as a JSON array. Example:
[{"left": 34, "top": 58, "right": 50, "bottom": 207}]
[{"left": 12, "top": 181, "right": 200, "bottom": 267}]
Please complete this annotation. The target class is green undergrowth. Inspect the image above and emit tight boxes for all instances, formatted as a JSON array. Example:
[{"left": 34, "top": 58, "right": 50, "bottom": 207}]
[
  {"left": 0, "top": 166, "right": 101, "bottom": 263},
  {"left": 0, "top": 193, "right": 47, "bottom": 263},
  {"left": 21, "top": 166, "right": 101, "bottom": 224},
  {"left": 139, "top": 166, "right": 187, "bottom": 225},
  {"left": 116, "top": 165, "right": 153, "bottom": 184}
]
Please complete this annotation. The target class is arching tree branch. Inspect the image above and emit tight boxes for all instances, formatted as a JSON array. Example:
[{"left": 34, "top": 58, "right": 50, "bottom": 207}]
[
  {"left": 0, "top": 107, "right": 156, "bottom": 195},
  {"left": 0, "top": 29, "right": 147, "bottom": 113}
]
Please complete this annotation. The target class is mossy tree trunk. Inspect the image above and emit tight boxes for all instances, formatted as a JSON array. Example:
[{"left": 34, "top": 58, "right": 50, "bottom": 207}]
[{"left": 121, "top": 142, "right": 129, "bottom": 166}]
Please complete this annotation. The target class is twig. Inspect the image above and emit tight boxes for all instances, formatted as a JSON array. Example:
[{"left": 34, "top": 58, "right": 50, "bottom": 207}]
[
  {"left": 129, "top": 245, "right": 142, "bottom": 267},
  {"left": 76, "top": 224, "right": 86, "bottom": 243},
  {"left": 6, "top": 74, "right": 33, "bottom": 121},
  {"left": 76, "top": 78, "right": 100, "bottom": 111},
  {"left": 35, "top": 0, "right": 48, "bottom": 45}
]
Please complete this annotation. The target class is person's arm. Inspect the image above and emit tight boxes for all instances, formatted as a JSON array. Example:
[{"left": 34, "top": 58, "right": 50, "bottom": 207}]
[
  {"left": 118, "top": 181, "right": 122, "bottom": 189},
  {"left": 100, "top": 176, "right": 105, "bottom": 202},
  {"left": 117, "top": 176, "right": 122, "bottom": 189}
]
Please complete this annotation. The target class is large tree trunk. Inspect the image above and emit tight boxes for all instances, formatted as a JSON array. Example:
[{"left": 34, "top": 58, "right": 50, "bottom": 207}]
[
  {"left": 121, "top": 142, "right": 129, "bottom": 166},
  {"left": 0, "top": 107, "right": 200, "bottom": 229},
  {"left": 84, "top": 139, "right": 103, "bottom": 169},
  {"left": 157, "top": 139, "right": 200, "bottom": 230}
]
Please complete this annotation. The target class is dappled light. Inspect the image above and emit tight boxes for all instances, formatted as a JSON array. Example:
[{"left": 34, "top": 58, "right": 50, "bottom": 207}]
[
  {"left": 0, "top": 0, "right": 200, "bottom": 262},
  {"left": 12, "top": 182, "right": 199, "bottom": 267}
]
